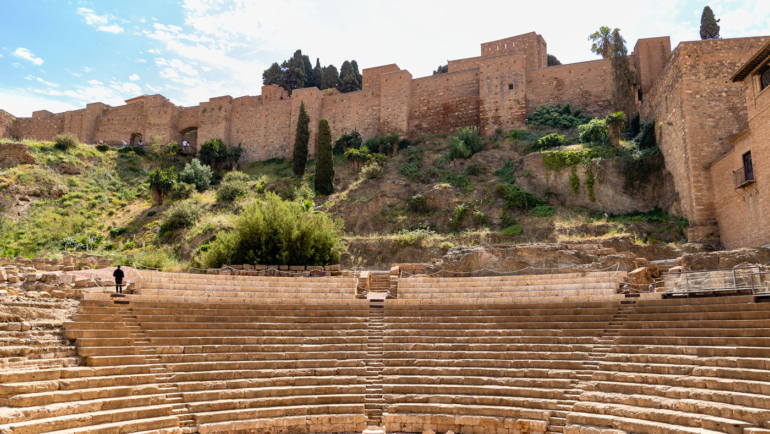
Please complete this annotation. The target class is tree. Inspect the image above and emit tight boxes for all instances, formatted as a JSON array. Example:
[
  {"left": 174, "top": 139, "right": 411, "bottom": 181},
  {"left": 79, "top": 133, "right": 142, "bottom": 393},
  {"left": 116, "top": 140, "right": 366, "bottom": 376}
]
[
  {"left": 199, "top": 138, "right": 242, "bottom": 171},
  {"left": 547, "top": 54, "right": 562, "bottom": 66},
  {"left": 700, "top": 6, "right": 721, "bottom": 40},
  {"left": 351, "top": 60, "right": 362, "bottom": 88},
  {"left": 179, "top": 158, "right": 213, "bottom": 192},
  {"left": 262, "top": 62, "right": 285, "bottom": 90},
  {"left": 433, "top": 64, "right": 449, "bottom": 75},
  {"left": 293, "top": 101, "right": 311, "bottom": 177},
  {"left": 321, "top": 64, "right": 340, "bottom": 90},
  {"left": 311, "top": 58, "right": 324, "bottom": 89},
  {"left": 314, "top": 119, "right": 334, "bottom": 195},
  {"left": 339, "top": 61, "right": 360, "bottom": 93},
  {"left": 147, "top": 167, "right": 175, "bottom": 204},
  {"left": 608, "top": 28, "right": 636, "bottom": 113},
  {"left": 588, "top": 26, "right": 613, "bottom": 59},
  {"left": 606, "top": 111, "right": 627, "bottom": 148},
  {"left": 302, "top": 54, "right": 313, "bottom": 87},
  {"left": 282, "top": 50, "right": 307, "bottom": 93}
]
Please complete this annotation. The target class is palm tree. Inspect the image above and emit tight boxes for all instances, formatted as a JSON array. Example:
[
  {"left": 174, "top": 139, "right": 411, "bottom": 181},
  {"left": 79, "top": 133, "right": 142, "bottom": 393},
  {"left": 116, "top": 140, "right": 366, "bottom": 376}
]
[{"left": 588, "top": 26, "right": 613, "bottom": 59}]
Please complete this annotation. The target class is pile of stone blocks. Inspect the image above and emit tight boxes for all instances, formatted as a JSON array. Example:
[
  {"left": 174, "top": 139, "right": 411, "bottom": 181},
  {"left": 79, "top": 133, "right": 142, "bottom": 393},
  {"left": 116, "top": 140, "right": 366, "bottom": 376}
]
[
  {"left": 207, "top": 264, "right": 345, "bottom": 277},
  {"left": 0, "top": 255, "right": 113, "bottom": 299}
]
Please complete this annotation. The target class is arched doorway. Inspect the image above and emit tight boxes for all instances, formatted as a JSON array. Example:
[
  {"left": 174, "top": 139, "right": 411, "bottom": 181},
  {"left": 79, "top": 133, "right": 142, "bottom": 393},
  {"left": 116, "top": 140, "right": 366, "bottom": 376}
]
[
  {"left": 129, "top": 133, "right": 143, "bottom": 147},
  {"left": 179, "top": 127, "right": 198, "bottom": 155}
]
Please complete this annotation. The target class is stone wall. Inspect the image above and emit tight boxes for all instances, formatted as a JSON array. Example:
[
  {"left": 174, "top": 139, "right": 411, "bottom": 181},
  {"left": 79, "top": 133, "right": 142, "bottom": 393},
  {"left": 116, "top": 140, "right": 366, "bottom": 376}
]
[
  {"left": 479, "top": 53, "right": 527, "bottom": 135},
  {"left": 321, "top": 88, "right": 381, "bottom": 144},
  {"left": 362, "top": 64, "right": 400, "bottom": 90},
  {"left": 481, "top": 32, "right": 547, "bottom": 70},
  {"left": 525, "top": 59, "right": 612, "bottom": 117},
  {"left": 633, "top": 36, "right": 672, "bottom": 99},
  {"left": 11, "top": 111, "right": 64, "bottom": 141},
  {"left": 641, "top": 36, "right": 770, "bottom": 243},
  {"left": 409, "top": 69, "right": 480, "bottom": 137},
  {"left": 0, "top": 110, "right": 14, "bottom": 138}
]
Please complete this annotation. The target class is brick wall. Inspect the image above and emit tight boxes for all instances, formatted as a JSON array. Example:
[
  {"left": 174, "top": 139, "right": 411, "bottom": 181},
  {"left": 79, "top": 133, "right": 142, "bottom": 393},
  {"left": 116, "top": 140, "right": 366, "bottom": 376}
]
[
  {"left": 362, "top": 64, "right": 400, "bottom": 89},
  {"left": 94, "top": 102, "right": 147, "bottom": 145},
  {"left": 633, "top": 36, "right": 671, "bottom": 98},
  {"left": 481, "top": 32, "right": 547, "bottom": 70},
  {"left": 320, "top": 88, "right": 381, "bottom": 143},
  {"left": 380, "top": 70, "right": 412, "bottom": 137},
  {"left": 525, "top": 59, "right": 613, "bottom": 117},
  {"left": 11, "top": 111, "right": 64, "bottom": 141},
  {"left": 229, "top": 96, "right": 264, "bottom": 162},
  {"left": 0, "top": 110, "right": 15, "bottom": 138},
  {"left": 641, "top": 36, "right": 770, "bottom": 243},
  {"left": 448, "top": 56, "right": 482, "bottom": 73},
  {"left": 409, "top": 69, "right": 480, "bottom": 137},
  {"left": 479, "top": 53, "right": 527, "bottom": 136}
]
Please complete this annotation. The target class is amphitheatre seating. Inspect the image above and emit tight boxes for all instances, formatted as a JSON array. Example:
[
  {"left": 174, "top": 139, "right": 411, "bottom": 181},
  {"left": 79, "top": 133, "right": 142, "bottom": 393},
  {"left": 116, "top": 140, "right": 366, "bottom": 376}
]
[
  {"left": 397, "top": 271, "right": 627, "bottom": 303},
  {"left": 380, "top": 300, "right": 624, "bottom": 434},
  {"left": 567, "top": 295, "right": 770, "bottom": 434},
  {"left": 126, "top": 270, "right": 357, "bottom": 302},
  {"left": 0, "top": 298, "right": 369, "bottom": 434}
]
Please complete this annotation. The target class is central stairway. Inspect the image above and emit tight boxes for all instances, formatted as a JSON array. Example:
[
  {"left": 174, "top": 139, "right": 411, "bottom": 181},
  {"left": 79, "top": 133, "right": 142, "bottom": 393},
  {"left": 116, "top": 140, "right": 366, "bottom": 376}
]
[{"left": 365, "top": 298, "right": 386, "bottom": 427}]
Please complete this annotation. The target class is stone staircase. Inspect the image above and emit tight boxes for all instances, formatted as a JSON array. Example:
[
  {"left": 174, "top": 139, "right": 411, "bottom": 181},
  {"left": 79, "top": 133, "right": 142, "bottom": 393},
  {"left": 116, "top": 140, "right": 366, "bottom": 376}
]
[
  {"left": 369, "top": 272, "right": 391, "bottom": 298},
  {"left": 365, "top": 297, "right": 386, "bottom": 427}
]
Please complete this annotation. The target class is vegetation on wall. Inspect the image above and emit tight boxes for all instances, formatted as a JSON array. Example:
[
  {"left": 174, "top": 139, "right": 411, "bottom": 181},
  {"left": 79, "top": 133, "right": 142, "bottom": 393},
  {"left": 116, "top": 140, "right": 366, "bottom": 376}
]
[{"left": 589, "top": 26, "right": 636, "bottom": 112}]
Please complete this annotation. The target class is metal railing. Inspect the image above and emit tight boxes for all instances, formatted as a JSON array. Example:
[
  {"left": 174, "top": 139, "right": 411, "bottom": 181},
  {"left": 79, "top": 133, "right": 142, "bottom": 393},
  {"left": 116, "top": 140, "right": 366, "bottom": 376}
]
[
  {"left": 733, "top": 167, "right": 756, "bottom": 189},
  {"left": 662, "top": 266, "right": 769, "bottom": 295}
]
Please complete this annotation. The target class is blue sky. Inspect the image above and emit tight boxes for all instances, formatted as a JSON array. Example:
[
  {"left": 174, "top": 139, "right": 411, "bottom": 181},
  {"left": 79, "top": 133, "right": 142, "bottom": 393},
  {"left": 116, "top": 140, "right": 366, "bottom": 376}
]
[{"left": 1, "top": 0, "right": 768, "bottom": 117}]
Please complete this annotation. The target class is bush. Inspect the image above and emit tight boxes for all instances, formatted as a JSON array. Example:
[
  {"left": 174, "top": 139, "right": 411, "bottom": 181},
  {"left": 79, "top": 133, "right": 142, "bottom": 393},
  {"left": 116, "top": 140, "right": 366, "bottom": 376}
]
[
  {"left": 577, "top": 118, "right": 609, "bottom": 145},
  {"left": 160, "top": 200, "right": 201, "bottom": 233},
  {"left": 131, "top": 146, "right": 146, "bottom": 156},
  {"left": 495, "top": 161, "right": 517, "bottom": 184},
  {"left": 201, "top": 192, "right": 342, "bottom": 267},
  {"left": 95, "top": 144, "right": 110, "bottom": 152},
  {"left": 448, "top": 127, "right": 483, "bottom": 160},
  {"left": 407, "top": 194, "right": 428, "bottom": 213},
  {"left": 464, "top": 164, "right": 484, "bottom": 176},
  {"left": 169, "top": 182, "right": 196, "bottom": 200},
  {"left": 109, "top": 226, "right": 127, "bottom": 238},
  {"left": 497, "top": 184, "right": 544, "bottom": 210},
  {"left": 179, "top": 159, "right": 213, "bottom": 192},
  {"left": 634, "top": 119, "right": 656, "bottom": 149},
  {"left": 361, "top": 163, "right": 384, "bottom": 179},
  {"left": 216, "top": 181, "right": 249, "bottom": 202},
  {"left": 501, "top": 224, "right": 524, "bottom": 236},
  {"left": 526, "top": 103, "right": 592, "bottom": 129},
  {"left": 530, "top": 205, "right": 556, "bottom": 217},
  {"left": 222, "top": 171, "right": 251, "bottom": 183},
  {"left": 508, "top": 129, "right": 540, "bottom": 142},
  {"left": 526, "top": 133, "right": 569, "bottom": 153},
  {"left": 199, "top": 138, "right": 242, "bottom": 170},
  {"left": 54, "top": 133, "right": 78, "bottom": 150},
  {"left": 333, "top": 131, "right": 362, "bottom": 155},
  {"left": 147, "top": 167, "right": 175, "bottom": 203}
]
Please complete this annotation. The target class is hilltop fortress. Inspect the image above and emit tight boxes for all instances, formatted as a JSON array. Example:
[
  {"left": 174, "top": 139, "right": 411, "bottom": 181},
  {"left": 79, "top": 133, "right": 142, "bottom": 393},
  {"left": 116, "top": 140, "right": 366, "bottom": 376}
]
[
  {"left": 3, "top": 31, "right": 770, "bottom": 249},
  {"left": 3, "top": 32, "right": 672, "bottom": 161}
]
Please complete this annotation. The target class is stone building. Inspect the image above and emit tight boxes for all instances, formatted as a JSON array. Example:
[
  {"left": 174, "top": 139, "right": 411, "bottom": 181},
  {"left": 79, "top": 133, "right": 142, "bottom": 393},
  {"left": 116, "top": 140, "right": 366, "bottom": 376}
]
[
  {"left": 2, "top": 32, "right": 668, "bottom": 164},
  {"left": 640, "top": 36, "right": 770, "bottom": 246}
]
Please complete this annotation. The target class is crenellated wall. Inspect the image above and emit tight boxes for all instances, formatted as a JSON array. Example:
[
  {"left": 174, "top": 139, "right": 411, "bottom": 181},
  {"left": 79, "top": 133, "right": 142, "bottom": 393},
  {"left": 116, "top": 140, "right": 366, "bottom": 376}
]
[{"left": 5, "top": 31, "right": 666, "bottom": 164}]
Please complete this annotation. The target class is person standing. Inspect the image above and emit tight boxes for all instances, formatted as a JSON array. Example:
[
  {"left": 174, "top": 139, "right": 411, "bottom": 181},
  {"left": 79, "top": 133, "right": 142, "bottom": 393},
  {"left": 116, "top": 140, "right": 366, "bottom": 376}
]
[{"left": 113, "top": 265, "right": 125, "bottom": 294}]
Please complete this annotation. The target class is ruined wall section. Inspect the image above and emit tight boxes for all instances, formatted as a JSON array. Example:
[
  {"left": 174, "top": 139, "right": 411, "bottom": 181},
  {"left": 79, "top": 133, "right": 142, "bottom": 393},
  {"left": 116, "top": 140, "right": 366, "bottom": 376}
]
[
  {"left": 380, "top": 70, "right": 412, "bottom": 137},
  {"left": 525, "top": 59, "right": 612, "bottom": 117},
  {"left": 320, "top": 88, "right": 381, "bottom": 144},
  {"left": 409, "top": 69, "right": 480, "bottom": 137},
  {"left": 642, "top": 36, "right": 769, "bottom": 243},
  {"left": 479, "top": 53, "right": 527, "bottom": 136}
]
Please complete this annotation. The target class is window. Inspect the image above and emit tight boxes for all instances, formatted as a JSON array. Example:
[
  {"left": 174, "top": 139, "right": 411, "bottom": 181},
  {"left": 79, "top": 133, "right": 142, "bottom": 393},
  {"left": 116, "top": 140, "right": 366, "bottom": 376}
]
[
  {"left": 743, "top": 151, "right": 754, "bottom": 182},
  {"left": 762, "top": 68, "right": 770, "bottom": 91},
  {"left": 508, "top": 84, "right": 514, "bottom": 90}
]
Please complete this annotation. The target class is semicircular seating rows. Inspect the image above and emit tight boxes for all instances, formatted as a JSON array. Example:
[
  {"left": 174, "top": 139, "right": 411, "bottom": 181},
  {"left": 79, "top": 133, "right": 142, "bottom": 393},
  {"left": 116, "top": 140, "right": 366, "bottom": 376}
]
[{"left": 1, "top": 270, "right": 770, "bottom": 434}]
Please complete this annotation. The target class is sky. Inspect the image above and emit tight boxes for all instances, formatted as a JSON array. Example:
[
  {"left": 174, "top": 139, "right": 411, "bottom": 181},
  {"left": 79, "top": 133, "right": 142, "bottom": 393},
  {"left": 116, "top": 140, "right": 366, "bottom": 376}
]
[{"left": 1, "top": 0, "right": 768, "bottom": 117}]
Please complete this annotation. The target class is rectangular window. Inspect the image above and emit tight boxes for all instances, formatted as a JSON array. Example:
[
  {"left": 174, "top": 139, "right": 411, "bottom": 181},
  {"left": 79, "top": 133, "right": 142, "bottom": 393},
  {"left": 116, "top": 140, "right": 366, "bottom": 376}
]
[
  {"left": 743, "top": 151, "right": 754, "bottom": 182},
  {"left": 508, "top": 84, "right": 514, "bottom": 90}
]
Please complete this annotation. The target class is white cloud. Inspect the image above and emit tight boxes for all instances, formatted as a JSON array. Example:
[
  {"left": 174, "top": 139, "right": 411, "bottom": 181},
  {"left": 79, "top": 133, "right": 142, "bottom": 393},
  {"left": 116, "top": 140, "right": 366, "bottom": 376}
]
[
  {"left": 129, "top": 74, "right": 140, "bottom": 81},
  {"left": 88, "top": 80, "right": 103, "bottom": 86},
  {"left": 137, "top": 58, "right": 147, "bottom": 63},
  {"left": 0, "top": 88, "right": 78, "bottom": 117},
  {"left": 11, "top": 63, "right": 21, "bottom": 68},
  {"left": 66, "top": 69, "right": 82, "bottom": 77},
  {"left": 84, "top": 67, "right": 93, "bottom": 73},
  {"left": 13, "top": 48, "right": 43, "bottom": 66},
  {"left": 146, "top": 84, "right": 164, "bottom": 93},
  {"left": 148, "top": 49, "right": 162, "bottom": 55},
  {"left": 35, "top": 77, "right": 59, "bottom": 88},
  {"left": 0, "top": 54, "right": 3, "bottom": 58},
  {"left": 33, "top": 88, "right": 64, "bottom": 96},
  {"left": 77, "top": 7, "right": 125, "bottom": 34}
]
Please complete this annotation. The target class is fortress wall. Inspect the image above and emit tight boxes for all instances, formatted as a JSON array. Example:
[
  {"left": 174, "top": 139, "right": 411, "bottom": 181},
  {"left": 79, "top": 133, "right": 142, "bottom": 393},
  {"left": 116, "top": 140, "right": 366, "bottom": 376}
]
[
  {"left": 409, "top": 69, "right": 480, "bottom": 137},
  {"left": 143, "top": 96, "right": 177, "bottom": 145},
  {"left": 479, "top": 53, "right": 527, "bottom": 135},
  {"left": 230, "top": 96, "right": 266, "bottom": 162},
  {"left": 362, "top": 64, "right": 400, "bottom": 89},
  {"left": 482, "top": 32, "right": 547, "bottom": 69},
  {"left": 262, "top": 99, "right": 293, "bottom": 160},
  {"left": 633, "top": 36, "right": 671, "bottom": 98},
  {"left": 525, "top": 59, "right": 612, "bottom": 117},
  {"left": 1, "top": 110, "right": 16, "bottom": 139},
  {"left": 12, "top": 111, "right": 64, "bottom": 141},
  {"left": 380, "top": 70, "right": 412, "bottom": 137},
  {"left": 448, "top": 56, "right": 482, "bottom": 72},
  {"left": 291, "top": 88, "right": 323, "bottom": 157},
  {"left": 95, "top": 102, "right": 147, "bottom": 145},
  {"left": 641, "top": 36, "right": 769, "bottom": 243},
  {"left": 320, "top": 88, "right": 381, "bottom": 143}
]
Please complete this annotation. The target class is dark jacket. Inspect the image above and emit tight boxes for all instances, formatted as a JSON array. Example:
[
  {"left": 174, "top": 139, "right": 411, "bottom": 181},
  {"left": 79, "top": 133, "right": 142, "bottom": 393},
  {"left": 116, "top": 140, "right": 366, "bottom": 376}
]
[{"left": 113, "top": 269, "right": 125, "bottom": 282}]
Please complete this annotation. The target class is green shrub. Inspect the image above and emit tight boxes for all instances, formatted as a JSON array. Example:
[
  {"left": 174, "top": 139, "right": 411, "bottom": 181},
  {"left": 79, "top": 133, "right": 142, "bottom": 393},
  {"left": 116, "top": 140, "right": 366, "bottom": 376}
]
[
  {"left": 109, "top": 226, "right": 127, "bottom": 237},
  {"left": 333, "top": 131, "right": 362, "bottom": 155},
  {"left": 495, "top": 161, "right": 517, "bottom": 184},
  {"left": 496, "top": 184, "right": 544, "bottom": 210},
  {"left": 147, "top": 167, "right": 175, "bottom": 203},
  {"left": 160, "top": 200, "right": 201, "bottom": 233},
  {"left": 393, "top": 228, "right": 434, "bottom": 248},
  {"left": 577, "top": 118, "right": 609, "bottom": 145},
  {"left": 464, "top": 164, "right": 484, "bottom": 176},
  {"left": 501, "top": 224, "right": 524, "bottom": 236},
  {"left": 620, "top": 144, "right": 663, "bottom": 192},
  {"left": 131, "top": 146, "right": 146, "bottom": 156},
  {"left": 448, "top": 127, "right": 483, "bottom": 160},
  {"left": 179, "top": 159, "right": 213, "bottom": 192},
  {"left": 199, "top": 138, "right": 242, "bottom": 171},
  {"left": 201, "top": 192, "right": 342, "bottom": 267},
  {"left": 508, "top": 129, "right": 540, "bottom": 142},
  {"left": 450, "top": 204, "right": 470, "bottom": 231},
  {"left": 222, "top": 171, "right": 251, "bottom": 183},
  {"left": 634, "top": 119, "right": 656, "bottom": 149},
  {"left": 526, "top": 133, "right": 569, "bottom": 153},
  {"left": 526, "top": 103, "right": 592, "bottom": 129},
  {"left": 361, "top": 163, "right": 384, "bottom": 179},
  {"left": 147, "top": 210, "right": 157, "bottom": 217},
  {"left": 407, "top": 194, "right": 428, "bottom": 213},
  {"left": 169, "top": 182, "right": 196, "bottom": 200},
  {"left": 95, "top": 144, "right": 110, "bottom": 152},
  {"left": 117, "top": 147, "right": 132, "bottom": 154},
  {"left": 530, "top": 205, "right": 555, "bottom": 217},
  {"left": 398, "top": 138, "right": 412, "bottom": 150},
  {"left": 54, "top": 133, "right": 78, "bottom": 150},
  {"left": 216, "top": 181, "right": 249, "bottom": 202}
]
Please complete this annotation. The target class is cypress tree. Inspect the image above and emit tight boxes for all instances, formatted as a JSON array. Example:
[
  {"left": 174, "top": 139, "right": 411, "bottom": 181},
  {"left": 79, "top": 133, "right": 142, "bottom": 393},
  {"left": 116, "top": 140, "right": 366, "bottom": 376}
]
[
  {"left": 314, "top": 119, "right": 334, "bottom": 195},
  {"left": 292, "top": 101, "right": 311, "bottom": 177},
  {"left": 302, "top": 54, "right": 313, "bottom": 87},
  {"left": 311, "top": 58, "right": 323, "bottom": 89},
  {"left": 339, "top": 61, "right": 358, "bottom": 93},
  {"left": 700, "top": 6, "right": 721, "bottom": 40},
  {"left": 282, "top": 50, "right": 307, "bottom": 93},
  {"left": 321, "top": 64, "right": 340, "bottom": 90},
  {"left": 351, "top": 60, "right": 363, "bottom": 89}
]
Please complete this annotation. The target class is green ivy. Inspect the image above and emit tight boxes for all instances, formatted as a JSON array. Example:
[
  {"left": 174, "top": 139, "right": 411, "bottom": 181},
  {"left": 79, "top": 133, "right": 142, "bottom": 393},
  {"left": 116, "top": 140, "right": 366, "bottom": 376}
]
[
  {"left": 569, "top": 166, "right": 580, "bottom": 195},
  {"left": 584, "top": 165, "right": 596, "bottom": 202}
]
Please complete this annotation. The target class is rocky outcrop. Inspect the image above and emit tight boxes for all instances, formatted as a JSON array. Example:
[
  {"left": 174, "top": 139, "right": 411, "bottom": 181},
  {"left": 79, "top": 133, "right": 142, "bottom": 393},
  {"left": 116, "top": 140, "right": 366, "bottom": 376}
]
[
  {"left": 0, "top": 142, "right": 37, "bottom": 168},
  {"left": 680, "top": 247, "right": 770, "bottom": 271}
]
